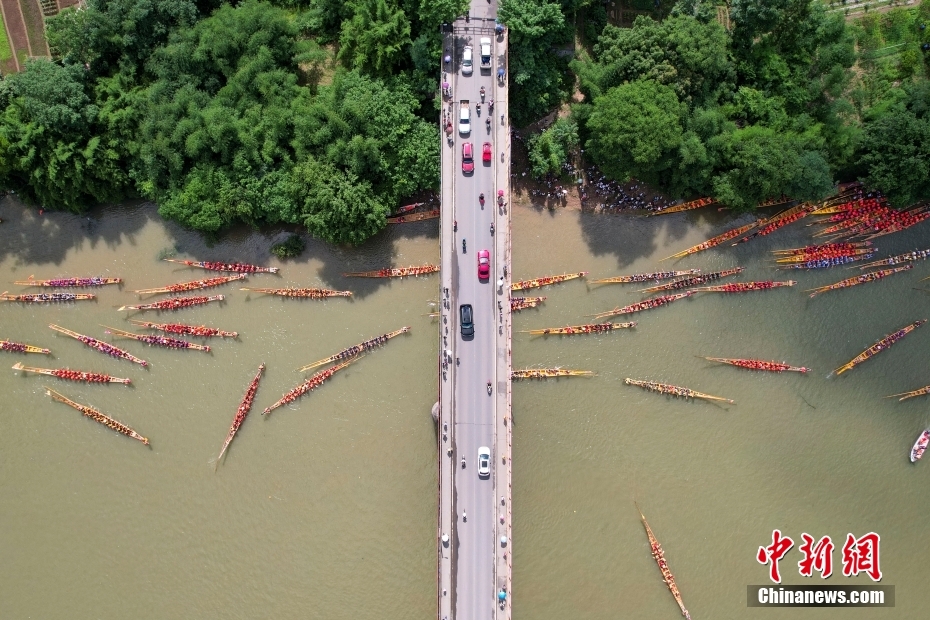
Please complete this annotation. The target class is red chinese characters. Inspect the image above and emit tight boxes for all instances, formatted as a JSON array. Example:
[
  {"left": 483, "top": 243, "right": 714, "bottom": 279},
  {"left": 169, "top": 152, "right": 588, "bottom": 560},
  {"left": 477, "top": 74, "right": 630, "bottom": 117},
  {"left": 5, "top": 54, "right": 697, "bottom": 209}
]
[
  {"left": 757, "top": 529, "right": 794, "bottom": 583},
  {"left": 842, "top": 532, "right": 882, "bottom": 582},
  {"left": 798, "top": 534, "right": 834, "bottom": 579}
]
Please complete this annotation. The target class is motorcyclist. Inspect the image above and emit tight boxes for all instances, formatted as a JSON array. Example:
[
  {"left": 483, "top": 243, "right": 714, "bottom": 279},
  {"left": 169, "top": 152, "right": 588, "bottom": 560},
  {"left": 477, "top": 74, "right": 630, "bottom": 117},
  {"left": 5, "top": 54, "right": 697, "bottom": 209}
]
[
  {"left": 479, "top": 193, "right": 485, "bottom": 205},
  {"left": 462, "top": 238, "right": 466, "bottom": 253}
]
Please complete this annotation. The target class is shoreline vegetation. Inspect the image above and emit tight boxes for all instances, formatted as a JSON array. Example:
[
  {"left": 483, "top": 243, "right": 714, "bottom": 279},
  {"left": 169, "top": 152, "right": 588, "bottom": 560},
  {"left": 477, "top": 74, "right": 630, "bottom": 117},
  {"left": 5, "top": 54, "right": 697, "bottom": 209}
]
[{"left": 0, "top": 0, "right": 928, "bottom": 244}]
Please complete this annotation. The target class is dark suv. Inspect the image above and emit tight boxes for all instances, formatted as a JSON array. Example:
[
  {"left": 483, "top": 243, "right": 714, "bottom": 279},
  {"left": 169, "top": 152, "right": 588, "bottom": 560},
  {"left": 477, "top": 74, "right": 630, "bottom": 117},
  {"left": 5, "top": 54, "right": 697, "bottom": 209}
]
[{"left": 459, "top": 304, "right": 474, "bottom": 338}]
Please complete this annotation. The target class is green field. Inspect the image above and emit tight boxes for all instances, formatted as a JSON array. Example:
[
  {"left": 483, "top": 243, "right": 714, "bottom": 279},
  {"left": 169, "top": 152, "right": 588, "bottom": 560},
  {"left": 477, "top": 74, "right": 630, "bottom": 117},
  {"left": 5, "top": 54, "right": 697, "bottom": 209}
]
[{"left": 0, "top": 10, "right": 15, "bottom": 64}]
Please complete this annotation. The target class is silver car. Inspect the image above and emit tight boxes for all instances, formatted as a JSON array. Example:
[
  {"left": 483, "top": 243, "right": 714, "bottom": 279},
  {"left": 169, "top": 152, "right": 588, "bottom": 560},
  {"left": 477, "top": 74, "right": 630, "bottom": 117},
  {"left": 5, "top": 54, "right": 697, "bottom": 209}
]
[
  {"left": 462, "top": 46, "right": 473, "bottom": 75},
  {"left": 477, "top": 446, "right": 490, "bottom": 477}
]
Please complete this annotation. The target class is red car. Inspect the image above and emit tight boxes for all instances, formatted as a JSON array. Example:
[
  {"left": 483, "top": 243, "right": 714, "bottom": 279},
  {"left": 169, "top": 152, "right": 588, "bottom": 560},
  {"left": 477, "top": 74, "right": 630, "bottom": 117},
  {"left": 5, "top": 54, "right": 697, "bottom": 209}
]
[
  {"left": 477, "top": 249, "right": 490, "bottom": 280},
  {"left": 482, "top": 142, "right": 492, "bottom": 163},
  {"left": 462, "top": 142, "right": 474, "bottom": 173}
]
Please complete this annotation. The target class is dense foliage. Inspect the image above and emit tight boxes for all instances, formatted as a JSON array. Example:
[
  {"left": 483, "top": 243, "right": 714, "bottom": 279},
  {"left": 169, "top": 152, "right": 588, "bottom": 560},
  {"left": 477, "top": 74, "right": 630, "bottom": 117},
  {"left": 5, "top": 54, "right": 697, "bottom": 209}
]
[
  {"left": 568, "top": 0, "right": 930, "bottom": 209},
  {"left": 0, "top": 0, "right": 448, "bottom": 243}
]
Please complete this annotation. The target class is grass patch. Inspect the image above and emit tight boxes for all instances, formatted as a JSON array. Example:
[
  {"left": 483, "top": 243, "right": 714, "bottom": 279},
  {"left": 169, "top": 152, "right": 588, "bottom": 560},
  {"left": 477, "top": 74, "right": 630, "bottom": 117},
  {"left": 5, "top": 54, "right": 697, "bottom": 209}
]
[
  {"left": 0, "top": 11, "right": 14, "bottom": 65},
  {"left": 18, "top": 0, "right": 48, "bottom": 56}
]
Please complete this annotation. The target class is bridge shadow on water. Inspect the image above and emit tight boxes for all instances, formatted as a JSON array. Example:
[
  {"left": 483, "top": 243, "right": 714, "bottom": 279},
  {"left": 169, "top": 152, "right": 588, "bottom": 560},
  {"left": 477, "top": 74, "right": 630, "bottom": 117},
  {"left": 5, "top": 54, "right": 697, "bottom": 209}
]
[{"left": 0, "top": 196, "right": 439, "bottom": 300}]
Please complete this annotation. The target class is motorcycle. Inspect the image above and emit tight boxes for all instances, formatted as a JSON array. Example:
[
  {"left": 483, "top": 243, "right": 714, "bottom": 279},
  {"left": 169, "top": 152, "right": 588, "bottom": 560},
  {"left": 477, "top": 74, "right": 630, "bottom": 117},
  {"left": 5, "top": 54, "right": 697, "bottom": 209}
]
[
  {"left": 490, "top": 223, "right": 494, "bottom": 236},
  {"left": 497, "top": 190, "right": 505, "bottom": 206},
  {"left": 479, "top": 193, "right": 485, "bottom": 207},
  {"left": 480, "top": 86, "right": 486, "bottom": 102},
  {"left": 486, "top": 117, "right": 491, "bottom": 132},
  {"left": 476, "top": 103, "right": 481, "bottom": 117},
  {"left": 462, "top": 239, "right": 467, "bottom": 253},
  {"left": 462, "top": 457, "right": 466, "bottom": 468},
  {"left": 487, "top": 381, "right": 492, "bottom": 395}
]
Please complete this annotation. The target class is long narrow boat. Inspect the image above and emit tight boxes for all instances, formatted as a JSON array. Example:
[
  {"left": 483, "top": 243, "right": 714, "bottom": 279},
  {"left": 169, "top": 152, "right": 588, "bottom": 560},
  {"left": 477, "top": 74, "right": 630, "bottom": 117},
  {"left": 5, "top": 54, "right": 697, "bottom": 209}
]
[
  {"left": 638, "top": 267, "right": 743, "bottom": 293},
  {"left": 14, "top": 275, "right": 121, "bottom": 287},
  {"left": 806, "top": 265, "right": 912, "bottom": 298},
  {"left": 131, "top": 274, "right": 246, "bottom": 294},
  {"left": 1, "top": 340, "right": 50, "bottom": 354},
  {"left": 392, "top": 202, "right": 424, "bottom": 215},
  {"left": 886, "top": 385, "right": 930, "bottom": 402},
  {"left": 1, "top": 291, "right": 95, "bottom": 303},
  {"left": 910, "top": 429, "right": 930, "bottom": 463},
  {"left": 733, "top": 203, "right": 815, "bottom": 245},
  {"left": 263, "top": 358, "right": 357, "bottom": 415},
  {"left": 215, "top": 363, "right": 265, "bottom": 469},
  {"left": 163, "top": 259, "right": 278, "bottom": 273},
  {"left": 690, "top": 281, "right": 795, "bottom": 293},
  {"left": 102, "top": 326, "right": 210, "bottom": 352},
  {"left": 13, "top": 362, "right": 131, "bottom": 384},
  {"left": 510, "top": 296, "right": 546, "bottom": 312},
  {"left": 240, "top": 287, "right": 351, "bottom": 299},
  {"left": 778, "top": 255, "right": 873, "bottom": 270},
  {"left": 661, "top": 220, "right": 761, "bottom": 261},
  {"left": 699, "top": 357, "right": 809, "bottom": 373},
  {"left": 773, "top": 242, "right": 871, "bottom": 256},
  {"left": 342, "top": 265, "right": 439, "bottom": 278},
  {"left": 776, "top": 247, "right": 874, "bottom": 263},
  {"left": 511, "top": 368, "right": 595, "bottom": 379},
  {"left": 386, "top": 209, "right": 440, "bottom": 224},
  {"left": 755, "top": 195, "right": 794, "bottom": 209},
  {"left": 637, "top": 505, "right": 692, "bottom": 620},
  {"left": 118, "top": 294, "right": 225, "bottom": 312},
  {"left": 521, "top": 322, "right": 636, "bottom": 336},
  {"left": 625, "top": 378, "right": 734, "bottom": 403},
  {"left": 49, "top": 324, "right": 149, "bottom": 367},
  {"left": 590, "top": 270, "right": 700, "bottom": 285},
  {"left": 591, "top": 291, "right": 693, "bottom": 320},
  {"left": 297, "top": 327, "right": 410, "bottom": 371},
  {"left": 511, "top": 272, "right": 587, "bottom": 291},
  {"left": 130, "top": 320, "right": 238, "bottom": 339},
  {"left": 45, "top": 388, "right": 149, "bottom": 445},
  {"left": 859, "top": 249, "right": 930, "bottom": 270},
  {"left": 648, "top": 196, "right": 716, "bottom": 216},
  {"left": 861, "top": 208, "right": 930, "bottom": 240},
  {"left": 831, "top": 319, "right": 926, "bottom": 376}
]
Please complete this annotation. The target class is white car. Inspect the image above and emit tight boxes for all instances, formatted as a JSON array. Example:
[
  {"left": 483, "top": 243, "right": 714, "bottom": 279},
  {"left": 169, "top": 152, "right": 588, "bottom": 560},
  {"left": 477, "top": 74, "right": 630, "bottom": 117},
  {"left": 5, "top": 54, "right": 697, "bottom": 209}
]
[
  {"left": 478, "top": 446, "right": 490, "bottom": 477},
  {"left": 462, "top": 46, "right": 473, "bottom": 75}
]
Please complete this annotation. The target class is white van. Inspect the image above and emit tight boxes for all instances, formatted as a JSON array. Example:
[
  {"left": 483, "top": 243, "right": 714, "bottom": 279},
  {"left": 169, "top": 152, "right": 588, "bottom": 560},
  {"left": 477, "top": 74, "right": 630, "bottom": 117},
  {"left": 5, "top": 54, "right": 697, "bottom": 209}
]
[{"left": 462, "top": 46, "right": 473, "bottom": 75}]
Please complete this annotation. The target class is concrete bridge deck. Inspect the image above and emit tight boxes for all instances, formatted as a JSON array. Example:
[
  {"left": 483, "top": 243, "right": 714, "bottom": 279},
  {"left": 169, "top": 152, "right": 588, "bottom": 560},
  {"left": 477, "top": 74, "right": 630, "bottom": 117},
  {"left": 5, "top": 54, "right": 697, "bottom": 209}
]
[{"left": 437, "top": 2, "right": 511, "bottom": 619}]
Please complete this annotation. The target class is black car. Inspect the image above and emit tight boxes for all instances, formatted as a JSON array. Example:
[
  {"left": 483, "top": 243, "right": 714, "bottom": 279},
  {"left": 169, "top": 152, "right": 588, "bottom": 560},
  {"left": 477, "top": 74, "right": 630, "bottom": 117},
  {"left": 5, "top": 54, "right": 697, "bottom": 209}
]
[{"left": 459, "top": 304, "right": 475, "bottom": 338}]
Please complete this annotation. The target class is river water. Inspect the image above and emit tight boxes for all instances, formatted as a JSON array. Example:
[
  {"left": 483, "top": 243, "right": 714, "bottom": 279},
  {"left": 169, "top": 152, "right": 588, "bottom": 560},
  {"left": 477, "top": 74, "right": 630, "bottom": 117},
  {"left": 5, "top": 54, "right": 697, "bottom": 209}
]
[{"left": 2, "top": 197, "right": 928, "bottom": 619}]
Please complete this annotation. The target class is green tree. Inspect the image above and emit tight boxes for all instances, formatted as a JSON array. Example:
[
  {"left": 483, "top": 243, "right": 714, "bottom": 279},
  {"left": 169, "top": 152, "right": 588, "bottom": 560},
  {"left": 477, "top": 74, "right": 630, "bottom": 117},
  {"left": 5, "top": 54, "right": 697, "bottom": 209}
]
[
  {"left": 526, "top": 118, "right": 579, "bottom": 178},
  {"left": 338, "top": 0, "right": 411, "bottom": 77},
  {"left": 585, "top": 80, "right": 683, "bottom": 185}
]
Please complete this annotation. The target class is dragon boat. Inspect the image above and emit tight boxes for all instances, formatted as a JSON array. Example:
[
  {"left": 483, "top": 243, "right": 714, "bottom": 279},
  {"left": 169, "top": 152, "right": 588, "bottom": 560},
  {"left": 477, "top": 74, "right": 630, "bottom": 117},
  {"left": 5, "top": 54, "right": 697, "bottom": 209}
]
[
  {"left": 521, "top": 322, "right": 636, "bottom": 336},
  {"left": 859, "top": 249, "right": 930, "bottom": 270},
  {"left": 776, "top": 247, "right": 874, "bottom": 264},
  {"left": 118, "top": 295, "right": 225, "bottom": 312},
  {"left": 806, "top": 265, "right": 912, "bottom": 298},
  {"left": 511, "top": 368, "right": 595, "bottom": 379},
  {"left": 638, "top": 506, "right": 692, "bottom": 620},
  {"left": 240, "top": 287, "right": 352, "bottom": 299},
  {"left": 297, "top": 327, "right": 410, "bottom": 371},
  {"left": 591, "top": 291, "right": 693, "bottom": 320},
  {"left": 886, "top": 385, "right": 930, "bottom": 402},
  {"left": 511, "top": 272, "right": 587, "bottom": 291},
  {"left": 45, "top": 388, "right": 149, "bottom": 445},
  {"left": 778, "top": 255, "right": 872, "bottom": 270},
  {"left": 590, "top": 270, "right": 700, "bottom": 285},
  {"left": 1, "top": 340, "right": 50, "bottom": 354},
  {"left": 510, "top": 297, "right": 546, "bottom": 312},
  {"left": 130, "top": 320, "right": 238, "bottom": 338},
  {"left": 263, "top": 358, "right": 358, "bottom": 415},
  {"left": 215, "top": 363, "right": 265, "bottom": 469},
  {"left": 638, "top": 267, "right": 743, "bottom": 293},
  {"left": 102, "top": 326, "right": 210, "bottom": 352},
  {"left": 163, "top": 259, "right": 279, "bottom": 273},
  {"left": 690, "top": 281, "right": 795, "bottom": 293},
  {"left": 910, "top": 429, "right": 930, "bottom": 463},
  {"left": 49, "top": 324, "right": 149, "bottom": 367},
  {"left": 733, "top": 203, "right": 815, "bottom": 245},
  {"left": 13, "top": 362, "right": 131, "bottom": 384},
  {"left": 131, "top": 274, "right": 246, "bottom": 294},
  {"left": 831, "top": 319, "right": 926, "bottom": 376},
  {"left": 14, "top": 275, "right": 121, "bottom": 287},
  {"left": 342, "top": 265, "right": 439, "bottom": 278},
  {"left": 661, "top": 221, "right": 761, "bottom": 261},
  {"left": 1, "top": 291, "right": 95, "bottom": 303},
  {"left": 625, "top": 378, "right": 734, "bottom": 403},
  {"left": 648, "top": 197, "right": 716, "bottom": 216},
  {"left": 699, "top": 357, "right": 809, "bottom": 373},
  {"left": 773, "top": 242, "right": 871, "bottom": 256}
]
